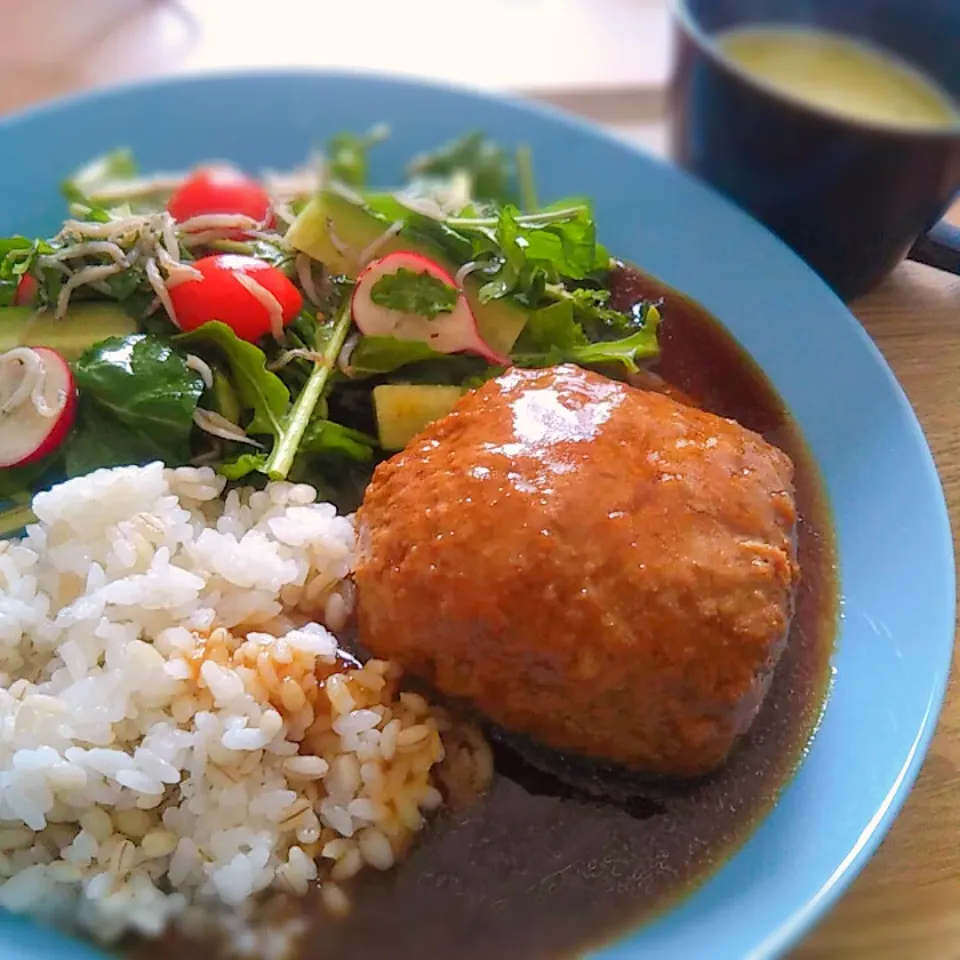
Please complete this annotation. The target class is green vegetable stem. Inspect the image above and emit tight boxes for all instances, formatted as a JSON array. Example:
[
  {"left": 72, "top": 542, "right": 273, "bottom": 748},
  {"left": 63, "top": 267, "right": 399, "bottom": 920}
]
[{"left": 265, "top": 299, "right": 353, "bottom": 479}]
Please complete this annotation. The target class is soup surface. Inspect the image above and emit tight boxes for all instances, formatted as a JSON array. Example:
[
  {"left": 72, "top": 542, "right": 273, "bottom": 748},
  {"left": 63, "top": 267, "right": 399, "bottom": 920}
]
[{"left": 716, "top": 26, "right": 960, "bottom": 129}]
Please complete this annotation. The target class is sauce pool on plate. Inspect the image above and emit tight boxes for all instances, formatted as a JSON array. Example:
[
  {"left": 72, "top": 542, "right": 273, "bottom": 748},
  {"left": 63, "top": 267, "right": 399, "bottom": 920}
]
[
  {"left": 136, "top": 268, "right": 839, "bottom": 960},
  {"left": 715, "top": 26, "right": 960, "bottom": 129}
]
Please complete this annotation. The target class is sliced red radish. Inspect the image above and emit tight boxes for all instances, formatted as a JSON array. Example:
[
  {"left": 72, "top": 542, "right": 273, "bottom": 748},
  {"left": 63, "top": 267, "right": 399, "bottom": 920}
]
[
  {"left": 352, "top": 251, "right": 509, "bottom": 365},
  {"left": 0, "top": 347, "right": 77, "bottom": 468}
]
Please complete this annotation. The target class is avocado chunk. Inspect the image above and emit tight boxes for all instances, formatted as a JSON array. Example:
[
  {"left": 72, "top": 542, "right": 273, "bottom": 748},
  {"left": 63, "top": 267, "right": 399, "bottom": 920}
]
[
  {"left": 0, "top": 303, "right": 138, "bottom": 359},
  {"left": 373, "top": 383, "right": 463, "bottom": 451},
  {"left": 287, "top": 190, "right": 529, "bottom": 356}
]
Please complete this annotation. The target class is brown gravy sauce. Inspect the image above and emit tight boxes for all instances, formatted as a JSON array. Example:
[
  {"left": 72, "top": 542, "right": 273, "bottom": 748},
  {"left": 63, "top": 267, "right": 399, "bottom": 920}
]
[{"left": 141, "top": 270, "right": 838, "bottom": 960}]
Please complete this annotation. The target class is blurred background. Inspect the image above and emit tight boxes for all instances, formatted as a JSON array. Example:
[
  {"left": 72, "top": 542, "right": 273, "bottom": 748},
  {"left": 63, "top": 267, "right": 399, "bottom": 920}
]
[{"left": 3, "top": 0, "right": 670, "bottom": 152}]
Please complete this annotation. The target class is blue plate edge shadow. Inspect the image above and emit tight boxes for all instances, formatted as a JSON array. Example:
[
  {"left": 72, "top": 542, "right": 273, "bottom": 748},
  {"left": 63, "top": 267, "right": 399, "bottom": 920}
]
[{"left": 0, "top": 67, "right": 954, "bottom": 960}]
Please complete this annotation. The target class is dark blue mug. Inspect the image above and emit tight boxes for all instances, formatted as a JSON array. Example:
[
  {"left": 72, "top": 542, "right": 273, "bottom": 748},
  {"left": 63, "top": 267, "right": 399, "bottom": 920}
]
[{"left": 668, "top": 0, "right": 960, "bottom": 301}]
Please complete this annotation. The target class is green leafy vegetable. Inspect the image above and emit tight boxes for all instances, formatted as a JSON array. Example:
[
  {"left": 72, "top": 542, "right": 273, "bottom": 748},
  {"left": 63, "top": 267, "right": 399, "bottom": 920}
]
[
  {"left": 300, "top": 420, "right": 376, "bottom": 461},
  {"left": 326, "top": 125, "right": 389, "bottom": 188},
  {"left": 218, "top": 421, "right": 374, "bottom": 483},
  {"left": 361, "top": 193, "right": 476, "bottom": 265},
  {"left": 61, "top": 149, "right": 138, "bottom": 205},
  {"left": 356, "top": 191, "right": 610, "bottom": 313},
  {"left": 565, "top": 322, "right": 661, "bottom": 372},
  {"left": 344, "top": 336, "right": 494, "bottom": 384},
  {"left": 546, "top": 284, "right": 654, "bottom": 341},
  {"left": 0, "top": 238, "right": 57, "bottom": 307},
  {"left": 0, "top": 237, "right": 35, "bottom": 306},
  {"left": 175, "top": 321, "right": 290, "bottom": 437},
  {"left": 265, "top": 299, "right": 354, "bottom": 479},
  {"left": 513, "top": 304, "right": 661, "bottom": 374},
  {"left": 468, "top": 202, "right": 609, "bottom": 304},
  {"left": 513, "top": 301, "right": 587, "bottom": 354},
  {"left": 67, "top": 334, "right": 205, "bottom": 474},
  {"left": 369, "top": 268, "right": 458, "bottom": 319},
  {"left": 0, "top": 461, "right": 49, "bottom": 502},
  {"left": 348, "top": 336, "right": 446, "bottom": 375},
  {"left": 218, "top": 452, "right": 267, "bottom": 481},
  {"left": 406, "top": 132, "right": 518, "bottom": 205}
]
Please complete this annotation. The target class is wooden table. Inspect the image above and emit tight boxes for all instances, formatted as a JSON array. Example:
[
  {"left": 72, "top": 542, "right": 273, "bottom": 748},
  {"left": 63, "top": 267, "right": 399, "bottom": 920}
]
[
  {"left": 791, "top": 211, "right": 960, "bottom": 960},
  {"left": 3, "top": 5, "right": 960, "bottom": 953}
]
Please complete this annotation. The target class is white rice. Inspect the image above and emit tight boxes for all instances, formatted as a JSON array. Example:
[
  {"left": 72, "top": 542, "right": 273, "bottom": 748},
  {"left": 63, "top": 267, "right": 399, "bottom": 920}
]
[{"left": 0, "top": 463, "right": 491, "bottom": 947}]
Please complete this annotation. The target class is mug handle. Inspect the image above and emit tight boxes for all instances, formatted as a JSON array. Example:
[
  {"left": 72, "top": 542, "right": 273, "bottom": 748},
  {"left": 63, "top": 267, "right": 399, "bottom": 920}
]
[{"left": 907, "top": 218, "right": 960, "bottom": 275}]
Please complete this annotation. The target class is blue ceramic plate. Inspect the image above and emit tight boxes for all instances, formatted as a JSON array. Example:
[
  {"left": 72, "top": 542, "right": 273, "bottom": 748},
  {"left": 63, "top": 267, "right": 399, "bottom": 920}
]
[{"left": 0, "top": 71, "right": 954, "bottom": 960}]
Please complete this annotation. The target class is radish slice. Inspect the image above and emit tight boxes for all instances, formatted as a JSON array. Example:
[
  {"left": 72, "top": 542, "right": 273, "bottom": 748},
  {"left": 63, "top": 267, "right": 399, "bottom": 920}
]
[
  {"left": 0, "top": 347, "right": 77, "bottom": 468},
  {"left": 352, "top": 252, "right": 509, "bottom": 365}
]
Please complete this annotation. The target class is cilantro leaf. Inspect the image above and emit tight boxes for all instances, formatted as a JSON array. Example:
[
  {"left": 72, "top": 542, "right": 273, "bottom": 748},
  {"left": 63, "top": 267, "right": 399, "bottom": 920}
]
[
  {"left": 406, "top": 132, "right": 517, "bottom": 205},
  {"left": 370, "top": 268, "right": 458, "bottom": 319}
]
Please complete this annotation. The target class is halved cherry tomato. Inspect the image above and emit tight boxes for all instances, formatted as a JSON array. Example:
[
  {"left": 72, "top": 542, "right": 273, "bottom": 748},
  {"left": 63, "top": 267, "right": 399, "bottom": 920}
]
[
  {"left": 13, "top": 274, "right": 37, "bottom": 306},
  {"left": 167, "top": 166, "right": 274, "bottom": 229},
  {"left": 168, "top": 254, "right": 303, "bottom": 342}
]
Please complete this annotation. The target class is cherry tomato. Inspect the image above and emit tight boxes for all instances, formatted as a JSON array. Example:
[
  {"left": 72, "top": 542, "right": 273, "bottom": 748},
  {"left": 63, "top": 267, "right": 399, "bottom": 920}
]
[
  {"left": 168, "top": 255, "right": 303, "bottom": 342},
  {"left": 167, "top": 166, "right": 274, "bottom": 229},
  {"left": 13, "top": 274, "right": 37, "bottom": 306}
]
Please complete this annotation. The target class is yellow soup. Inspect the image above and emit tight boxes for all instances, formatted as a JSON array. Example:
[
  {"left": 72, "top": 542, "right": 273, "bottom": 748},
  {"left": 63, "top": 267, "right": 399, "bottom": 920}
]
[{"left": 715, "top": 26, "right": 960, "bottom": 130}]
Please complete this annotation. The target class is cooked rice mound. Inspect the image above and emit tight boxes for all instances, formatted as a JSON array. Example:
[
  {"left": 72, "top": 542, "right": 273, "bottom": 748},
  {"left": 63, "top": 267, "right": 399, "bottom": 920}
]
[{"left": 0, "top": 463, "right": 490, "bottom": 943}]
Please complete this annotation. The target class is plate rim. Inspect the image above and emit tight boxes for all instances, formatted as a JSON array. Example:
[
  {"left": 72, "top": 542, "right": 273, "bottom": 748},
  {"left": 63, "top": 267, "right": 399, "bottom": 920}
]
[{"left": 0, "top": 65, "right": 955, "bottom": 960}]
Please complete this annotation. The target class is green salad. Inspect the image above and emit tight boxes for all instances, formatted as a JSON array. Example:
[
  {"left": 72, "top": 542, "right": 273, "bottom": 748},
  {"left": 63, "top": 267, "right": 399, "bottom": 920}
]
[{"left": 0, "top": 129, "right": 662, "bottom": 534}]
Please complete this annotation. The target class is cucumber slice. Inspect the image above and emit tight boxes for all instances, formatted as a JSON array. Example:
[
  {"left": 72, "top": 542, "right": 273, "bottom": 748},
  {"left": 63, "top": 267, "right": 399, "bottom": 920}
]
[
  {"left": 0, "top": 304, "right": 138, "bottom": 360},
  {"left": 373, "top": 384, "right": 463, "bottom": 451}
]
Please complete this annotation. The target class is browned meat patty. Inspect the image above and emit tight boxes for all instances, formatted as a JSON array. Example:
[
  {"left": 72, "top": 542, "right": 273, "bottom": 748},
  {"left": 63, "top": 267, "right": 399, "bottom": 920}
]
[{"left": 354, "top": 365, "right": 800, "bottom": 778}]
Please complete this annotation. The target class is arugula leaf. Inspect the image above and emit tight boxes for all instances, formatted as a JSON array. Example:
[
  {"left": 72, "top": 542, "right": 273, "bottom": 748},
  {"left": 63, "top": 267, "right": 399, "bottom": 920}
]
[
  {"left": 513, "top": 301, "right": 587, "bottom": 354},
  {"left": 61, "top": 149, "right": 137, "bottom": 206},
  {"left": 67, "top": 334, "right": 205, "bottom": 473},
  {"left": 326, "top": 125, "right": 389, "bottom": 188},
  {"left": 175, "top": 321, "right": 290, "bottom": 437},
  {"left": 370, "top": 268, "right": 457, "bottom": 319},
  {"left": 470, "top": 202, "right": 609, "bottom": 303},
  {"left": 512, "top": 304, "right": 662, "bottom": 374},
  {"left": 406, "top": 132, "right": 517, "bottom": 205},
  {"left": 361, "top": 193, "right": 475, "bottom": 266},
  {"left": 564, "top": 324, "right": 661, "bottom": 373},
  {"left": 547, "top": 285, "right": 655, "bottom": 341}
]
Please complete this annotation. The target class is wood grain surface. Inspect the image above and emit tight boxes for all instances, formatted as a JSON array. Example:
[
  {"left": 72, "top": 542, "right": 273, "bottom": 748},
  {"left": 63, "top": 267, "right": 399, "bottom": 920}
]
[
  {"left": 792, "top": 207, "right": 960, "bottom": 960},
  {"left": 2, "top": 6, "right": 959, "bottom": 955}
]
